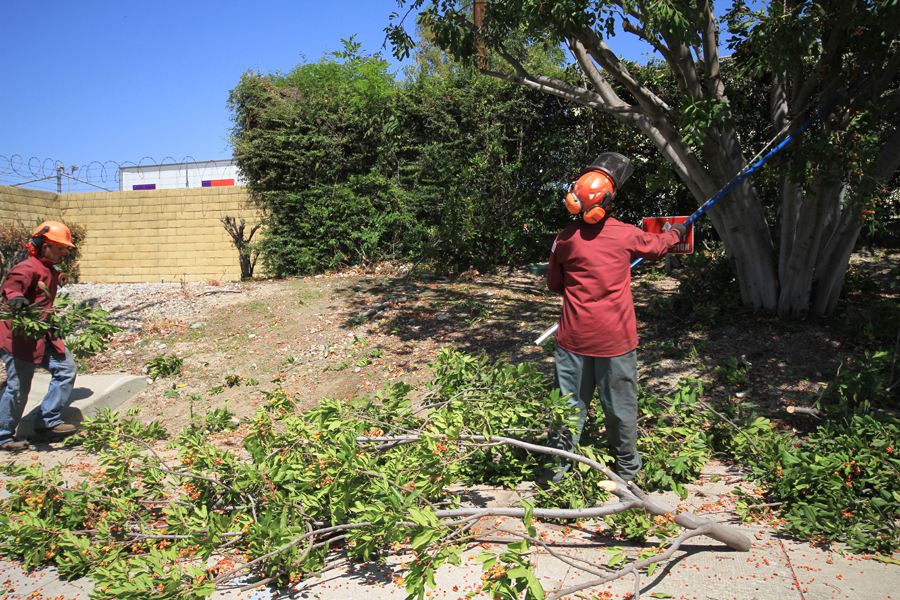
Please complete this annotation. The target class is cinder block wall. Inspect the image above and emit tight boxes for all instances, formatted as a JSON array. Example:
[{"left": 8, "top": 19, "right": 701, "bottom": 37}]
[
  {"left": 0, "top": 186, "right": 61, "bottom": 224},
  {"left": 61, "top": 187, "right": 257, "bottom": 283},
  {"left": 0, "top": 184, "right": 260, "bottom": 283}
]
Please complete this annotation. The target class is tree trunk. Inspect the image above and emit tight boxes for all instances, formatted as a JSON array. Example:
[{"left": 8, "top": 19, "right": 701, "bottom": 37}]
[
  {"left": 777, "top": 175, "right": 803, "bottom": 282},
  {"left": 811, "top": 209, "right": 861, "bottom": 316},
  {"left": 777, "top": 182, "right": 838, "bottom": 318},
  {"left": 709, "top": 183, "right": 779, "bottom": 310},
  {"left": 811, "top": 125, "right": 900, "bottom": 315}
]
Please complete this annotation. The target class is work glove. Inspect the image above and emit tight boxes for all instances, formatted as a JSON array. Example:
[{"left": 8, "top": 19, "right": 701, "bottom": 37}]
[
  {"left": 6, "top": 296, "right": 30, "bottom": 312},
  {"left": 671, "top": 223, "right": 687, "bottom": 239}
]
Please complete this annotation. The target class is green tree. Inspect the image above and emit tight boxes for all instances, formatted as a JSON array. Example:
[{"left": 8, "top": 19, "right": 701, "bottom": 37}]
[
  {"left": 393, "top": 54, "right": 588, "bottom": 270},
  {"left": 232, "top": 36, "right": 691, "bottom": 274},
  {"left": 386, "top": 0, "right": 900, "bottom": 317},
  {"left": 229, "top": 38, "right": 413, "bottom": 275}
]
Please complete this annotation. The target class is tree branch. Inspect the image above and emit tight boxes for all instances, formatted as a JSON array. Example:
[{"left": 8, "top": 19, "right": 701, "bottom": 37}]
[
  {"left": 212, "top": 522, "right": 370, "bottom": 584},
  {"left": 357, "top": 434, "right": 751, "bottom": 552},
  {"left": 546, "top": 526, "right": 713, "bottom": 600}
]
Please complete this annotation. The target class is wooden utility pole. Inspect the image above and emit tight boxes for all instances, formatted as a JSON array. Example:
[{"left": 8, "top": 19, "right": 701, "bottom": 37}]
[{"left": 473, "top": 0, "right": 488, "bottom": 69}]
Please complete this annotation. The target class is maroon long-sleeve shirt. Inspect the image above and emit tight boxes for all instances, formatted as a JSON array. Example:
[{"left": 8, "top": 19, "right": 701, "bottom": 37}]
[
  {"left": 0, "top": 256, "right": 65, "bottom": 362},
  {"left": 548, "top": 217, "right": 681, "bottom": 357}
]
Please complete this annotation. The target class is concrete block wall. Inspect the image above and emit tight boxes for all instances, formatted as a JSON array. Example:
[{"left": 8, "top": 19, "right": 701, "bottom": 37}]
[
  {"left": 0, "top": 186, "right": 61, "bottom": 224},
  {"left": 0, "top": 184, "right": 260, "bottom": 283}
]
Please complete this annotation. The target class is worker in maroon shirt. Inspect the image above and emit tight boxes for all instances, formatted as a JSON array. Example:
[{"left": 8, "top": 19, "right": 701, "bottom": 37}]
[
  {"left": 538, "top": 153, "right": 686, "bottom": 488},
  {"left": 0, "top": 221, "right": 79, "bottom": 451}
]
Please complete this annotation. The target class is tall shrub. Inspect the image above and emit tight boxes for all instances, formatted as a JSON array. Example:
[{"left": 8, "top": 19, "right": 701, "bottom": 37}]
[{"left": 229, "top": 39, "right": 412, "bottom": 276}]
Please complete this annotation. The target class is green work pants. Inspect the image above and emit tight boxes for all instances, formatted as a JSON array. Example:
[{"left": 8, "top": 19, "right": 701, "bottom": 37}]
[{"left": 542, "top": 346, "right": 641, "bottom": 483}]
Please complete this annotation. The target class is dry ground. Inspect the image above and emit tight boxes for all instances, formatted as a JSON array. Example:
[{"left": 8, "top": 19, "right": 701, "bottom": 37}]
[{"left": 66, "top": 248, "right": 900, "bottom": 436}]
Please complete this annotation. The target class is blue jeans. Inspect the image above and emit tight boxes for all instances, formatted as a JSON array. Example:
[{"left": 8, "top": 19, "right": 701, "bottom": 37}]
[
  {"left": 0, "top": 348, "right": 77, "bottom": 444},
  {"left": 542, "top": 347, "right": 641, "bottom": 482}
]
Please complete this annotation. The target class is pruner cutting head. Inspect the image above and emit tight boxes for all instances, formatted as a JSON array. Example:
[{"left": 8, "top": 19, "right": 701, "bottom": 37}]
[{"left": 565, "top": 152, "right": 633, "bottom": 224}]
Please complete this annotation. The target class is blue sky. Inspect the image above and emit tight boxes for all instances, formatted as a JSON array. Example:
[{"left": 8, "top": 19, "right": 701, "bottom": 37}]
[{"left": 1, "top": 1, "right": 662, "bottom": 193}]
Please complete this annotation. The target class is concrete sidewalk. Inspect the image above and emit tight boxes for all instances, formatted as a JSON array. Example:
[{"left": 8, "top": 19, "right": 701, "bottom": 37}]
[{"left": 10, "top": 370, "right": 146, "bottom": 438}]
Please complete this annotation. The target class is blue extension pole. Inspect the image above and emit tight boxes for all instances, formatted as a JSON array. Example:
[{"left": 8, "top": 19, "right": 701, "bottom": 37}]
[{"left": 535, "top": 81, "right": 859, "bottom": 346}]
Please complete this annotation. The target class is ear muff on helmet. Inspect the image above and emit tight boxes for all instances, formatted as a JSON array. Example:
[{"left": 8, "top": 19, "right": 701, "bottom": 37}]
[
  {"left": 32, "top": 226, "right": 50, "bottom": 250},
  {"left": 565, "top": 170, "right": 617, "bottom": 223},
  {"left": 583, "top": 196, "right": 612, "bottom": 224}
]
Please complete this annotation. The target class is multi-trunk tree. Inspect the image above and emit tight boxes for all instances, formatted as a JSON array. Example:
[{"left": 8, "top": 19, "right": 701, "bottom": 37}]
[{"left": 387, "top": 0, "right": 900, "bottom": 317}]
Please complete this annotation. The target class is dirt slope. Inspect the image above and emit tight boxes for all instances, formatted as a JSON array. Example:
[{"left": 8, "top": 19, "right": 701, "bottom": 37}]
[{"left": 69, "top": 251, "right": 899, "bottom": 434}]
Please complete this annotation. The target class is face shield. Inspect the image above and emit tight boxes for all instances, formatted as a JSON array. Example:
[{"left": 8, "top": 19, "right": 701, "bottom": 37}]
[{"left": 582, "top": 152, "right": 633, "bottom": 190}]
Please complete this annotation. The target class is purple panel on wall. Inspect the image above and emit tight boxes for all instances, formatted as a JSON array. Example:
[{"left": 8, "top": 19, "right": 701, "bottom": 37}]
[
  {"left": 201, "top": 180, "right": 211, "bottom": 187},
  {"left": 133, "top": 184, "right": 156, "bottom": 190}
]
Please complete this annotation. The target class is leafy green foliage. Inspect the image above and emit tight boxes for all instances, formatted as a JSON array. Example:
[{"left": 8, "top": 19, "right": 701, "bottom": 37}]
[
  {"left": 714, "top": 357, "right": 751, "bottom": 388},
  {"left": 840, "top": 299, "right": 900, "bottom": 352},
  {"left": 425, "top": 350, "right": 573, "bottom": 488},
  {"left": 634, "top": 380, "right": 712, "bottom": 498},
  {"left": 605, "top": 511, "right": 680, "bottom": 545},
  {"left": 0, "top": 220, "right": 87, "bottom": 284},
  {"left": 824, "top": 351, "right": 895, "bottom": 414},
  {"left": 1, "top": 347, "right": 898, "bottom": 600},
  {"left": 228, "top": 38, "right": 698, "bottom": 276},
  {"left": 821, "top": 298, "right": 900, "bottom": 414},
  {"left": 65, "top": 407, "right": 169, "bottom": 452},
  {"left": 0, "top": 221, "right": 30, "bottom": 285},
  {"left": 627, "top": 376, "right": 900, "bottom": 553},
  {"left": 752, "top": 414, "right": 900, "bottom": 553},
  {"left": 387, "top": 0, "right": 900, "bottom": 318},
  {"left": 0, "top": 350, "right": 575, "bottom": 600},
  {"left": 192, "top": 403, "right": 239, "bottom": 434},
  {"left": 724, "top": 0, "right": 900, "bottom": 232},
  {"left": 57, "top": 221, "right": 87, "bottom": 283},
  {"left": 841, "top": 264, "right": 881, "bottom": 298},
  {"left": 229, "top": 40, "right": 413, "bottom": 275},
  {"left": 476, "top": 503, "right": 544, "bottom": 600},
  {"left": 680, "top": 95, "right": 732, "bottom": 147},
  {"left": 0, "top": 292, "right": 120, "bottom": 359},
  {"left": 533, "top": 444, "right": 615, "bottom": 511},
  {"left": 145, "top": 354, "right": 184, "bottom": 379}
]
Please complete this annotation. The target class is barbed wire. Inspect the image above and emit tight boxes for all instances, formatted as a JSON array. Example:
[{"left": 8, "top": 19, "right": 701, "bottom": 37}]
[{"left": 0, "top": 155, "right": 239, "bottom": 193}]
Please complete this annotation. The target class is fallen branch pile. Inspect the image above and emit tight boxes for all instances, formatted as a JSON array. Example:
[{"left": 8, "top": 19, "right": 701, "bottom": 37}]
[{"left": 0, "top": 349, "right": 823, "bottom": 600}]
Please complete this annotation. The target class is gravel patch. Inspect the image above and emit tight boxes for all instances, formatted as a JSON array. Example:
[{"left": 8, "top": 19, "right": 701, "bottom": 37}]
[{"left": 63, "top": 281, "right": 255, "bottom": 332}]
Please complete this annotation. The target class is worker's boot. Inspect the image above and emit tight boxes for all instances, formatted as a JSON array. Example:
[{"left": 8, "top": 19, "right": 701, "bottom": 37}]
[
  {"left": 35, "top": 423, "right": 78, "bottom": 438},
  {"left": 0, "top": 440, "right": 29, "bottom": 451}
]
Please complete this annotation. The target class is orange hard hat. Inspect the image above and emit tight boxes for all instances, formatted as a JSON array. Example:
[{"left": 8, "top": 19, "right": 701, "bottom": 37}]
[
  {"left": 32, "top": 221, "right": 76, "bottom": 248},
  {"left": 565, "top": 170, "right": 617, "bottom": 224},
  {"left": 564, "top": 152, "right": 634, "bottom": 224}
]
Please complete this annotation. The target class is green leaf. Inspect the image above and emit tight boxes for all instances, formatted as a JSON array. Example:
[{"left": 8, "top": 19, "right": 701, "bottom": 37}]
[
  {"left": 506, "top": 566, "right": 530, "bottom": 578},
  {"left": 607, "top": 552, "right": 626, "bottom": 567}
]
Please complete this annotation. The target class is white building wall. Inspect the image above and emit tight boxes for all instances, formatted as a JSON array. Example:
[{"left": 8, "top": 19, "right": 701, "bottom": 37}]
[{"left": 119, "top": 160, "right": 246, "bottom": 191}]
